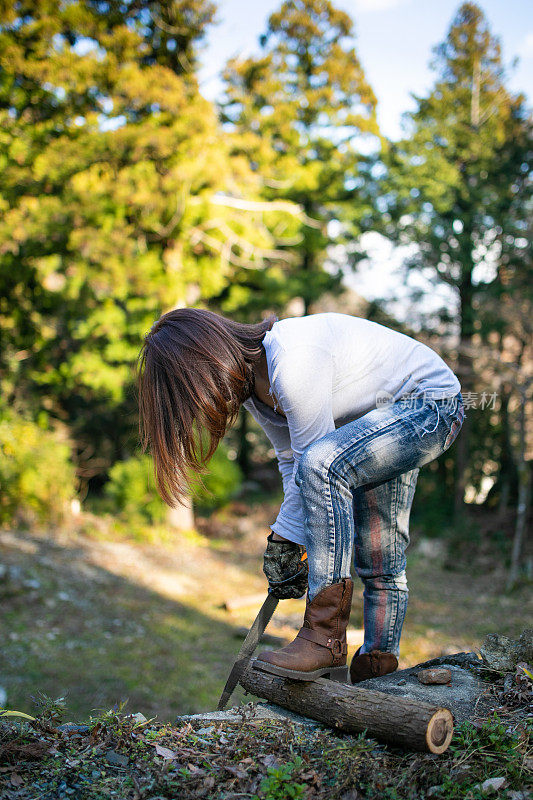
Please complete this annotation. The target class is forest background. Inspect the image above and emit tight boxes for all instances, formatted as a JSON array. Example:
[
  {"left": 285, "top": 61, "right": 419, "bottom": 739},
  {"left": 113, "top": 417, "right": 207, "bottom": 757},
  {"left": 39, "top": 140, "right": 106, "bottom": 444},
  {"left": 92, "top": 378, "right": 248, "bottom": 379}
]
[{"left": 0, "top": 0, "right": 531, "bottom": 719}]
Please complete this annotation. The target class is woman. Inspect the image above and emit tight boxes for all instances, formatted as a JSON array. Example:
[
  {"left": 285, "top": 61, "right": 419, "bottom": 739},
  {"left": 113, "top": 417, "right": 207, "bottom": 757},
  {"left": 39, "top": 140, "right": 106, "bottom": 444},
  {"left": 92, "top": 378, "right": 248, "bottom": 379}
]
[{"left": 137, "top": 309, "right": 465, "bottom": 685}]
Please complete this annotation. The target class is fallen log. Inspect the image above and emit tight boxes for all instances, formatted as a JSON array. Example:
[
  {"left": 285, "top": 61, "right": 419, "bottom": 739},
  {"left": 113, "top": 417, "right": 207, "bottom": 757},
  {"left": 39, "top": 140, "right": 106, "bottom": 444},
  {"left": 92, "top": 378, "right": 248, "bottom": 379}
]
[{"left": 239, "top": 658, "right": 454, "bottom": 754}]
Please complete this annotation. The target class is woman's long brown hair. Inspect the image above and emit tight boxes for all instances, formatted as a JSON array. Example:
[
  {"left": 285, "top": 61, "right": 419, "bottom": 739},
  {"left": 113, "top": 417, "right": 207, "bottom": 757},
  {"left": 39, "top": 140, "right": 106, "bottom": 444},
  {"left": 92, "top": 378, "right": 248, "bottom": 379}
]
[{"left": 137, "top": 308, "right": 276, "bottom": 507}]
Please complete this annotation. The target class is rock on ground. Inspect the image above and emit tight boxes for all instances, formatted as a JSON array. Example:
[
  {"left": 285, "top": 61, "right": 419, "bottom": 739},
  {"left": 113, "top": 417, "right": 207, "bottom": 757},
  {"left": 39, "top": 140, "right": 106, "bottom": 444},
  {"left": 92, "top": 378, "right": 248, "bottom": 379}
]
[
  {"left": 480, "top": 630, "right": 533, "bottom": 672},
  {"left": 352, "top": 653, "right": 489, "bottom": 723},
  {"left": 178, "top": 700, "right": 325, "bottom": 729}
]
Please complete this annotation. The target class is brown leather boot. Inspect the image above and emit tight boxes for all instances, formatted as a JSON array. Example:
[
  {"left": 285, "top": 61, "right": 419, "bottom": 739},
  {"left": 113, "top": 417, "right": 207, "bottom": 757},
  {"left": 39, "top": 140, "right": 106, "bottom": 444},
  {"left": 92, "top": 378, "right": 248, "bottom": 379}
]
[
  {"left": 349, "top": 646, "right": 398, "bottom": 683},
  {"left": 254, "top": 578, "right": 353, "bottom": 681}
]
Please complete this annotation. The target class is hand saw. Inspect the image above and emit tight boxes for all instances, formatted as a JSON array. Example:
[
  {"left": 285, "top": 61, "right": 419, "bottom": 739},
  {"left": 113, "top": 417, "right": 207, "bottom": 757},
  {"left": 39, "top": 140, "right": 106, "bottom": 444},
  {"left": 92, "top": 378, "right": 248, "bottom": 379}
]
[
  {"left": 217, "top": 544, "right": 308, "bottom": 710},
  {"left": 217, "top": 591, "right": 279, "bottom": 711}
]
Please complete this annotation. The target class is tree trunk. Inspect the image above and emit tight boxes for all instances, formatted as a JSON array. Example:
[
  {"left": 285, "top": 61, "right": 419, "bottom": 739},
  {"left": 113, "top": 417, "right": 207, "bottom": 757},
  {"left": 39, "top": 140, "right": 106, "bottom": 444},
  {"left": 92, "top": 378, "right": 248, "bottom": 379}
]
[
  {"left": 454, "top": 265, "right": 475, "bottom": 516},
  {"left": 497, "top": 385, "right": 515, "bottom": 518},
  {"left": 301, "top": 198, "right": 314, "bottom": 316},
  {"left": 506, "top": 465, "right": 531, "bottom": 591},
  {"left": 167, "top": 493, "right": 195, "bottom": 530},
  {"left": 237, "top": 406, "right": 251, "bottom": 478},
  {"left": 240, "top": 658, "right": 454, "bottom": 754},
  {"left": 302, "top": 248, "right": 313, "bottom": 316},
  {"left": 506, "top": 380, "right": 532, "bottom": 591}
]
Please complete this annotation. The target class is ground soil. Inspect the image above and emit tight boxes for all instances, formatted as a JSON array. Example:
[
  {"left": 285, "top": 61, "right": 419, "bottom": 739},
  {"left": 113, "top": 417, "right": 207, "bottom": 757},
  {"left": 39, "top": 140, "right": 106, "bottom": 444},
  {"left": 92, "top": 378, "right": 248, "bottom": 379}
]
[{"left": 1, "top": 497, "right": 531, "bottom": 721}]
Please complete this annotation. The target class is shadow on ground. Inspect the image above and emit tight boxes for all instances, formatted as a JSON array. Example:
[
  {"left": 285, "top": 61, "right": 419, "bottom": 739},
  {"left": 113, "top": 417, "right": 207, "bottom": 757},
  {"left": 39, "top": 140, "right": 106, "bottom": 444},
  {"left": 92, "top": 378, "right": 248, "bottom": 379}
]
[
  {"left": 0, "top": 530, "right": 253, "bottom": 721},
  {"left": 1, "top": 512, "right": 531, "bottom": 723}
]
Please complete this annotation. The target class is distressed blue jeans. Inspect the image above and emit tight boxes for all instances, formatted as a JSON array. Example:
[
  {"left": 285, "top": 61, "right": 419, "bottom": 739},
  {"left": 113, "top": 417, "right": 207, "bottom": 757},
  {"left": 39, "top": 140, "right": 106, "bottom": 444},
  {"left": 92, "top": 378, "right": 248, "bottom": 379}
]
[{"left": 294, "top": 391, "right": 465, "bottom": 657}]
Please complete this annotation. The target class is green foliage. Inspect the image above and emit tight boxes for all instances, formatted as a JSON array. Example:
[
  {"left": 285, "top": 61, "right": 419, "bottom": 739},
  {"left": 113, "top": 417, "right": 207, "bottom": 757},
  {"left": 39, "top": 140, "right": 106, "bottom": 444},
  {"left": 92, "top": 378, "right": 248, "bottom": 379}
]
[
  {"left": 104, "top": 445, "right": 243, "bottom": 521},
  {"left": 253, "top": 756, "right": 306, "bottom": 800},
  {"left": 378, "top": 0, "right": 531, "bottom": 350},
  {"left": 0, "top": 710, "right": 36, "bottom": 722},
  {"left": 29, "top": 691, "right": 67, "bottom": 727},
  {"left": 105, "top": 455, "right": 167, "bottom": 525},
  {"left": 0, "top": 0, "right": 301, "bottom": 490},
  {"left": 0, "top": 409, "right": 76, "bottom": 525},
  {"left": 376, "top": 2, "right": 532, "bottom": 516},
  {"left": 219, "top": 0, "right": 379, "bottom": 315},
  {"left": 0, "top": 0, "right": 529, "bottom": 531},
  {"left": 1, "top": 700, "right": 530, "bottom": 800},
  {"left": 189, "top": 443, "right": 243, "bottom": 511},
  {"left": 381, "top": 3, "right": 528, "bottom": 284},
  {"left": 435, "top": 714, "right": 530, "bottom": 797},
  {"left": 411, "top": 461, "right": 456, "bottom": 536}
]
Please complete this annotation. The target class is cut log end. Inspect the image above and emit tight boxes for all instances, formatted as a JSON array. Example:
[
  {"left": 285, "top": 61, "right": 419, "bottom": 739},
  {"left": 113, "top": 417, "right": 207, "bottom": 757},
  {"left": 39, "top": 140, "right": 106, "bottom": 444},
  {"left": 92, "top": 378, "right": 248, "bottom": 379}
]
[{"left": 426, "top": 709, "right": 454, "bottom": 754}]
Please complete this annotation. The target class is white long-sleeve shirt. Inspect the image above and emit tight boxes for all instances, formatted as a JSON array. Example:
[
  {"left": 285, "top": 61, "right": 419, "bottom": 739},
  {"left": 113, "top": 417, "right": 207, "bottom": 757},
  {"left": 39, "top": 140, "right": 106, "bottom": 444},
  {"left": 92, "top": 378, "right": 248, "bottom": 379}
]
[{"left": 242, "top": 312, "right": 460, "bottom": 545}]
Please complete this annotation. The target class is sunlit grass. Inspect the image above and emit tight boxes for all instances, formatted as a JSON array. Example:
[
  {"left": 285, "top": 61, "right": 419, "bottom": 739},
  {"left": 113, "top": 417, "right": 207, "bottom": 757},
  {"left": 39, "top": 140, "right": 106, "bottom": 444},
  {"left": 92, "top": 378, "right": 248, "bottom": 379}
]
[{"left": 1, "top": 501, "right": 531, "bottom": 720}]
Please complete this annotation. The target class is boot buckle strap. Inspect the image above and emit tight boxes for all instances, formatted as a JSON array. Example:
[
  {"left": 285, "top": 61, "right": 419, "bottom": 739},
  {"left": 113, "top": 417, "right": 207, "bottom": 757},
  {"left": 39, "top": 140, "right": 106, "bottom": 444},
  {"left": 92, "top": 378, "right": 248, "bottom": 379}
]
[{"left": 297, "top": 627, "right": 347, "bottom": 656}]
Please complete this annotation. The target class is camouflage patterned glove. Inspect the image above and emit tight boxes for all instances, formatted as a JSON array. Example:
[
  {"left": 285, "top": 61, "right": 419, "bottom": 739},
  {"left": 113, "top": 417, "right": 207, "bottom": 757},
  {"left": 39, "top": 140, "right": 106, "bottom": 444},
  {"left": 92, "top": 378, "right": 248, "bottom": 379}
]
[{"left": 262, "top": 532, "right": 308, "bottom": 599}]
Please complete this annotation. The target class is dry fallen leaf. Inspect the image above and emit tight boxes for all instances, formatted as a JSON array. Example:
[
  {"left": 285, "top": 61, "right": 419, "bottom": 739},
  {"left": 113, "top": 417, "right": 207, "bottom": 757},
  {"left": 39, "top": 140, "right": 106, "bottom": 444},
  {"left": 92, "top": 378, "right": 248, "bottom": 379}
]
[
  {"left": 186, "top": 763, "right": 206, "bottom": 775},
  {"left": 473, "top": 776, "right": 507, "bottom": 794},
  {"left": 224, "top": 764, "right": 247, "bottom": 779},
  {"left": 340, "top": 791, "right": 358, "bottom": 800},
  {"left": 260, "top": 754, "right": 279, "bottom": 769},
  {"left": 153, "top": 743, "right": 178, "bottom": 760}
]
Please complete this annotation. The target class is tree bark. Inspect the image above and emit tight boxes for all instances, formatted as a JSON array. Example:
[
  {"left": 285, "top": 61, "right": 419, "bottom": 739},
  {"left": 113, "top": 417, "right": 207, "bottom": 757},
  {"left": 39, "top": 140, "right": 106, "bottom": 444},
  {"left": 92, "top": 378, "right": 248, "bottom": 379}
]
[
  {"left": 507, "top": 465, "right": 531, "bottom": 591},
  {"left": 237, "top": 406, "right": 251, "bottom": 478},
  {"left": 301, "top": 198, "right": 314, "bottom": 316},
  {"left": 506, "top": 377, "right": 532, "bottom": 591},
  {"left": 454, "top": 263, "right": 475, "bottom": 515},
  {"left": 166, "top": 493, "right": 194, "bottom": 530},
  {"left": 497, "top": 384, "right": 514, "bottom": 517},
  {"left": 240, "top": 658, "right": 454, "bottom": 754}
]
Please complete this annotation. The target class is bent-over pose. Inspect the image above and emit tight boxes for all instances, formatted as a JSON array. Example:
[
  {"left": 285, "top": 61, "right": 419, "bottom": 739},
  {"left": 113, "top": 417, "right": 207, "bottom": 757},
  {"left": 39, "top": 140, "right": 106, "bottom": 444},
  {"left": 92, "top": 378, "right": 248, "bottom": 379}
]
[{"left": 137, "top": 310, "right": 464, "bottom": 684}]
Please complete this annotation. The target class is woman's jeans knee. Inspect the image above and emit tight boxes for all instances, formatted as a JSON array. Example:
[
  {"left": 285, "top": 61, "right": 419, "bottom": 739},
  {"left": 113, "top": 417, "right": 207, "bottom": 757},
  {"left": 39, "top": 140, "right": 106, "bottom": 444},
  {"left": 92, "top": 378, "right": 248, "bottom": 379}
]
[{"left": 295, "top": 391, "right": 464, "bottom": 658}]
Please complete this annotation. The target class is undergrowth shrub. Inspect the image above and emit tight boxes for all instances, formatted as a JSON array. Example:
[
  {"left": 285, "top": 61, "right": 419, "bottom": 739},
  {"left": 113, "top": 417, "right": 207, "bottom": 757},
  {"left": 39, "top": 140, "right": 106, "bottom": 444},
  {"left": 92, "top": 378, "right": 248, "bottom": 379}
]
[
  {"left": 105, "top": 454, "right": 166, "bottom": 525},
  {"left": 190, "top": 443, "right": 243, "bottom": 511},
  {"left": 0, "top": 409, "right": 76, "bottom": 525},
  {"left": 105, "top": 444, "right": 243, "bottom": 523}
]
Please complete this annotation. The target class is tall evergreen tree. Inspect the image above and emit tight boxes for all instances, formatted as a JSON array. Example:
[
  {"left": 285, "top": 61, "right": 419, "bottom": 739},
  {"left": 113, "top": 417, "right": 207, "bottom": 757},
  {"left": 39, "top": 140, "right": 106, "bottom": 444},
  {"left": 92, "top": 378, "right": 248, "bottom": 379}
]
[
  {"left": 378, "top": 2, "right": 531, "bottom": 513},
  {"left": 0, "top": 0, "right": 297, "bottom": 489},
  {"left": 479, "top": 113, "right": 532, "bottom": 584},
  {"left": 219, "top": 0, "right": 378, "bottom": 315}
]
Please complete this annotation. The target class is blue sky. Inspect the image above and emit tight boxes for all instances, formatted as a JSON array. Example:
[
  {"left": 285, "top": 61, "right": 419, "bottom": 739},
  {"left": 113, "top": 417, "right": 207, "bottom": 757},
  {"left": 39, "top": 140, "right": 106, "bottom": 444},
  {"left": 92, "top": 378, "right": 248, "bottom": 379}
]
[{"left": 198, "top": 0, "right": 532, "bottom": 140}]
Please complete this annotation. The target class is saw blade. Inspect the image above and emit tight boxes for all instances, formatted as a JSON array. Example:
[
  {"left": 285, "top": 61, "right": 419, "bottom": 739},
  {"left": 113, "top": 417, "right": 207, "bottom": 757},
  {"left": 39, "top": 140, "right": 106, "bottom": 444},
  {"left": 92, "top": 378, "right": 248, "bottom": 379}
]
[{"left": 217, "top": 592, "right": 279, "bottom": 711}]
